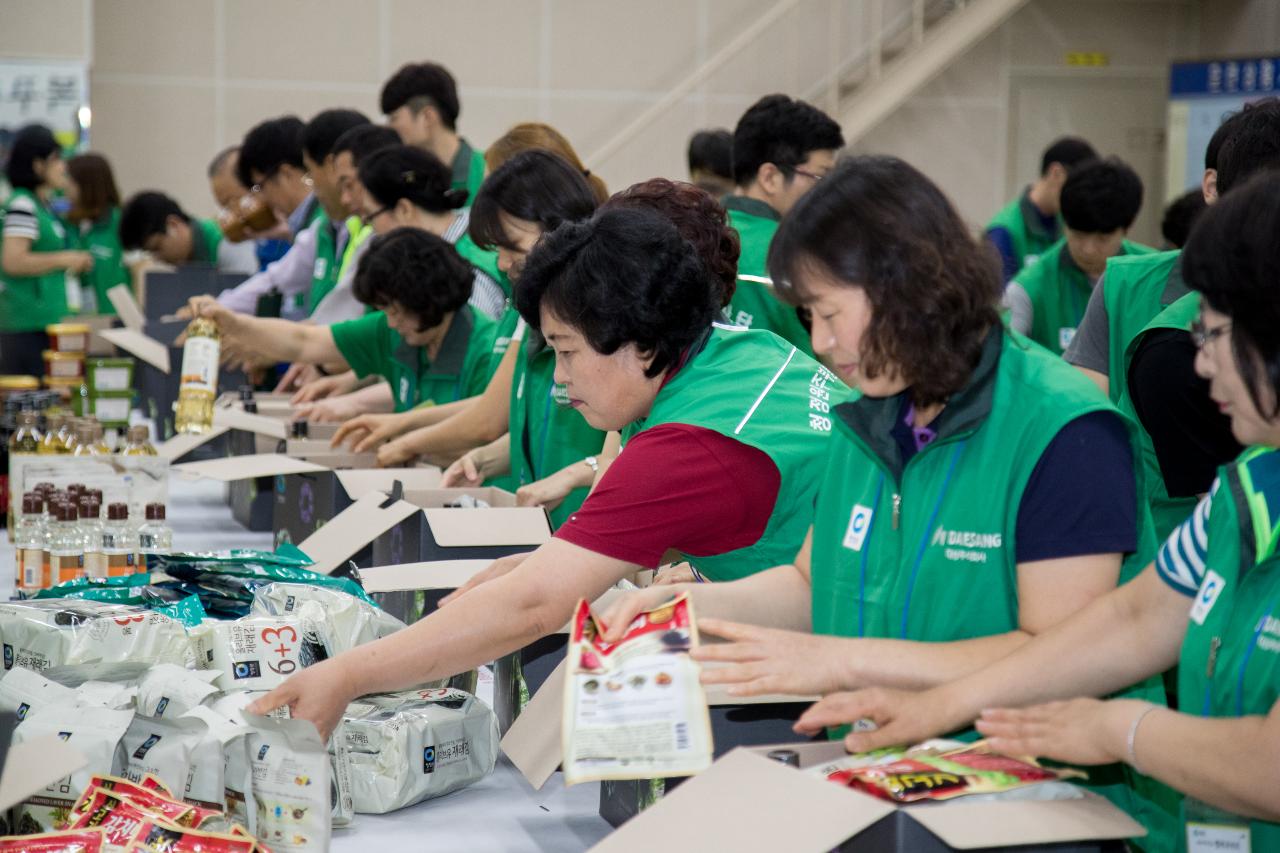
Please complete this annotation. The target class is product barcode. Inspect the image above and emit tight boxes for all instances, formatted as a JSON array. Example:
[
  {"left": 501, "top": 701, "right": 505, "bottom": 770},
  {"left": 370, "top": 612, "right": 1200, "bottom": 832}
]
[{"left": 674, "top": 722, "right": 689, "bottom": 751}]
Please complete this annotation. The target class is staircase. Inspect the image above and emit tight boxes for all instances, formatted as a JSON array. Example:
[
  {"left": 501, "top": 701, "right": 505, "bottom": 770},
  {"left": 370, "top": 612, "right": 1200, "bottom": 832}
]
[{"left": 585, "top": 0, "right": 1032, "bottom": 170}]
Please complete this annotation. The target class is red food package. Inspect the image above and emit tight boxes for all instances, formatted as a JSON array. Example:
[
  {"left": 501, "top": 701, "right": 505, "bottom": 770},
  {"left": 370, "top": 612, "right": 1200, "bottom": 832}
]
[
  {"left": 66, "top": 789, "right": 170, "bottom": 849},
  {"left": 0, "top": 828, "right": 106, "bottom": 852},
  {"left": 830, "top": 757, "right": 971, "bottom": 802},
  {"left": 123, "top": 823, "right": 261, "bottom": 852},
  {"left": 69, "top": 780, "right": 194, "bottom": 828}
]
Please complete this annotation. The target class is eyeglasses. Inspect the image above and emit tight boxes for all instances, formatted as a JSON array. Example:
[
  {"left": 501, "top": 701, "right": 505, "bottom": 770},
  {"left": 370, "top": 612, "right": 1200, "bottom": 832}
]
[
  {"left": 362, "top": 206, "right": 392, "bottom": 226},
  {"left": 1190, "top": 319, "right": 1232, "bottom": 350},
  {"left": 790, "top": 167, "right": 826, "bottom": 183}
]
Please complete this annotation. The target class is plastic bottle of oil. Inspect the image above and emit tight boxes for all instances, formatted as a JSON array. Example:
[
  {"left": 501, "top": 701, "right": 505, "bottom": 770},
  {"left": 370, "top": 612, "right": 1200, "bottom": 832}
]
[
  {"left": 91, "top": 421, "right": 111, "bottom": 454},
  {"left": 175, "top": 317, "right": 221, "bottom": 434},
  {"left": 118, "top": 424, "right": 158, "bottom": 456},
  {"left": 71, "top": 422, "right": 98, "bottom": 456},
  {"left": 9, "top": 411, "right": 42, "bottom": 454},
  {"left": 38, "top": 413, "right": 71, "bottom": 454}
]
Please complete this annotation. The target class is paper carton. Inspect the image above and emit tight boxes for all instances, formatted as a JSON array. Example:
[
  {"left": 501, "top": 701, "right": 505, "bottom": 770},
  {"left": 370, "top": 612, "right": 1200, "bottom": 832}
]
[
  {"left": 273, "top": 467, "right": 443, "bottom": 563},
  {"left": 590, "top": 741, "right": 1145, "bottom": 852},
  {"left": 371, "top": 485, "right": 552, "bottom": 566}
]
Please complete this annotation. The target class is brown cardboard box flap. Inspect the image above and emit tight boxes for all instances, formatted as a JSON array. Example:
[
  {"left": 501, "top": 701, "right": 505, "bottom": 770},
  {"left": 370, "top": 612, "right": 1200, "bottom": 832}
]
[
  {"left": 100, "top": 327, "right": 170, "bottom": 372},
  {"left": 288, "top": 451, "right": 379, "bottom": 469},
  {"left": 106, "top": 283, "right": 147, "bottom": 331},
  {"left": 590, "top": 747, "right": 893, "bottom": 852},
  {"left": 213, "top": 406, "right": 288, "bottom": 439},
  {"left": 172, "top": 453, "right": 328, "bottom": 481},
  {"left": 156, "top": 425, "right": 232, "bottom": 460},
  {"left": 907, "top": 793, "right": 1146, "bottom": 848},
  {"left": 500, "top": 658, "right": 567, "bottom": 791},
  {"left": 0, "top": 734, "right": 88, "bottom": 811},
  {"left": 359, "top": 560, "right": 492, "bottom": 592},
  {"left": 422, "top": 507, "right": 553, "bottom": 547},
  {"left": 296, "top": 492, "right": 421, "bottom": 575},
  {"left": 400, "top": 487, "right": 519, "bottom": 508},
  {"left": 334, "top": 468, "right": 442, "bottom": 499}
]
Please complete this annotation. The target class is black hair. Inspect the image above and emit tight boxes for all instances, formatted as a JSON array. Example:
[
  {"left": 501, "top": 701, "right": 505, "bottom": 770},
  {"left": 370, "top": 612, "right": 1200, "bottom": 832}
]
[
  {"left": 358, "top": 145, "right": 466, "bottom": 214},
  {"left": 1204, "top": 108, "right": 1245, "bottom": 171},
  {"left": 514, "top": 208, "right": 718, "bottom": 379},
  {"left": 730, "top": 94, "right": 844, "bottom": 186},
  {"left": 1216, "top": 97, "right": 1280, "bottom": 195},
  {"left": 119, "top": 191, "right": 190, "bottom": 250},
  {"left": 1160, "top": 188, "right": 1207, "bottom": 249},
  {"left": 379, "top": 62, "right": 460, "bottom": 130},
  {"left": 687, "top": 129, "right": 733, "bottom": 180},
  {"left": 4, "top": 124, "right": 60, "bottom": 190},
  {"left": 768, "top": 156, "right": 1001, "bottom": 408},
  {"left": 353, "top": 227, "right": 473, "bottom": 332},
  {"left": 1039, "top": 136, "right": 1097, "bottom": 176},
  {"left": 1182, "top": 170, "right": 1280, "bottom": 418},
  {"left": 302, "top": 109, "right": 370, "bottom": 164},
  {"left": 1058, "top": 157, "right": 1143, "bottom": 233},
  {"left": 236, "top": 116, "right": 305, "bottom": 187},
  {"left": 469, "top": 149, "right": 598, "bottom": 253},
  {"left": 332, "top": 124, "right": 401, "bottom": 166},
  {"left": 207, "top": 145, "right": 239, "bottom": 180}
]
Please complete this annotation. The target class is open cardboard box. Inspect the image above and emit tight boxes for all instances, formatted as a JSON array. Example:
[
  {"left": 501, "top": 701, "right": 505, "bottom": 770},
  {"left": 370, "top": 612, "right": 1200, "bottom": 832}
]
[
  {"left": 590, "top": 740, "right": 1144, "bottom": 852},
  {"left": 274, "top": 466, "right": 443, "bottom": 562},
  {"left": 371, "top": 486, "right": 552, "bottom": 567}
]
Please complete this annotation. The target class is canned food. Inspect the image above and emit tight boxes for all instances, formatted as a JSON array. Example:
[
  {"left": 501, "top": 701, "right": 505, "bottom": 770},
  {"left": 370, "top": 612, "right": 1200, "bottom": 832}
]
[
  {"left": 43, "top": 350, "right": 85, "bottom": 379},
  {"left": 85, "top": 357, "right": 135, "bottom": 393},
  {"left": 45, "top": 323, "right": 91, "bottom": 353}
]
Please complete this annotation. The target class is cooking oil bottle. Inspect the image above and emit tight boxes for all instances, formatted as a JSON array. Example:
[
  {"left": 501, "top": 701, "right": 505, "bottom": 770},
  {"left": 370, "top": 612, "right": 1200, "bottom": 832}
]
[{"left": 175, "top": 317, "right": 221, "bottom": 434}]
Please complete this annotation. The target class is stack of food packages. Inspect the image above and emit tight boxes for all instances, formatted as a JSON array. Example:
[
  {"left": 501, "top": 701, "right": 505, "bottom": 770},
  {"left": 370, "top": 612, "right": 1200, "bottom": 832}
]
[{"left": 0, "top": 555, "right": 502, "bottom": 852}]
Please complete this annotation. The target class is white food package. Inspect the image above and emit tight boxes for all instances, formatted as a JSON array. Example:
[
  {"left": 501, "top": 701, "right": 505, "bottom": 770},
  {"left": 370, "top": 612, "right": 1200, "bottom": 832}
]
[
  {"left": 12, "top": 704, "right": 134, "bottom": 833},
  {"left": 0, "top": 665, "right": 74, "bottom": 722},
  {"left": 201, "top": 692, "right": 268, "bottom": 825},
  {"left": 190, "top": 616, "right": 327, "bottom": 691},
  {"left": 250, "top": 583, "right": 405, "bottom": 656},
  {"left": 0, "top": 600, "right": 188, "bottom": 673},
  {"left": 182, "top": 704, "right": 253, "bottom": 814},
  {"left": 244, "top": 714, "right": 332, "bottom": 853},
  {"left": 137, "top": 663, "right": 221, "bottom": 719},
  {"left": 121, "top": 713, "right": 207, "bottom": 798},
  {"left": 341, "top": 686, "right": 498, "bottom": 814}
]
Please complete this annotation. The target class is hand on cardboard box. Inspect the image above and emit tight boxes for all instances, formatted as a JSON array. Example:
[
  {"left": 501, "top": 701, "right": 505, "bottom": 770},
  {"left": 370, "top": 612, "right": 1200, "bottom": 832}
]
[
  {"left": 376, "top": 435, "right": 419, "bottom": 468},
  {"left": 692, "top": 619, "right": 852, "bottom": 698},
  {"left": 795, "top": 686, "right": 959, "bottom": 752},
  {"left": 438, "top": 551, "right": 534, "bottom": 606},
  {"left": 333, "top": 411, "right": 409, "bottom": 452},
  {"left": 977, "top": 698, "right": 1142, "bottom": 767},
  {"left": 652, "top": 562, "right": 697, "bottom": 585},
  {"left": 296, "top": 394, "right": 362, "bottom": 423},
  {"left": 276, "top": 362, "right": 323, "bottom": 395},
  {"left": 441, "top": 446, "right": 507, "bottom": 488},
  {"left": 515, "top": 468, "right": 579, "bottom": 512}
]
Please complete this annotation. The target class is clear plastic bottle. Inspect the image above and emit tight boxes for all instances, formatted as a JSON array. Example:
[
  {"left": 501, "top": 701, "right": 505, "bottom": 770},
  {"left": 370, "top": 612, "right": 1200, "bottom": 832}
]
[
  {"left": 38, "top": 413, "right": 71, "bottom": 455},
  {"left": 71, "top": 423, "right": 98, "bottom": 456},
  {"left": 118, "top": 424, "right": 158, "bottom": 456},
  {"left": 79, "top": 496, "right": 105, "bottom": 577},
  {"left": 101, "top": 502, "right": 141, "bottom": 578},
  {"left": 14, "top": 493, "right": 47, "bottom": 593},
  {"left": 48, "top": 501, "right": 85, "bottom": 586},
  {"left": 92, "top": 421, "right": 111, "bottom": 455},
  {"left": 176, "top": 317, "right": 221, "bottom": 434},
  {"left": 138, "top": 503, "right": 173, "bottom": 554}
]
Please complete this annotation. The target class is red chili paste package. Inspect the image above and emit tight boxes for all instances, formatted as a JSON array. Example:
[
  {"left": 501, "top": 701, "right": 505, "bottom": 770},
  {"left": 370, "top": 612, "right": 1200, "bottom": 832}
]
[
  {"left": 0, "top": 828, "right": 106, "bottom": 852},
  {"left": 123, "top": 822, "right": 261, "bottom": 852},
  {"left": 69, "top": 779, "right": 194, "bottom": 828}
]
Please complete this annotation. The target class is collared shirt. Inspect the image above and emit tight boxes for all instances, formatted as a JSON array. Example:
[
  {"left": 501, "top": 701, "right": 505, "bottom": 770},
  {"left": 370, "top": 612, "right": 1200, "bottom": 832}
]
[{"left": 214, "top": 221, "right": 328, "bottom": 318}]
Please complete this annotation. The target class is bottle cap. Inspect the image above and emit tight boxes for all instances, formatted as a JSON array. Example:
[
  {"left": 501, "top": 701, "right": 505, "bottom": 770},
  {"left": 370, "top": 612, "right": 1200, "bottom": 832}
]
[
  {"left": 127, "top": 424, "right": 149, "bottom": 443},
  {"left": 239, "top": 385, "right": 255, "bottom": 401},
  {"left": 16, "top": 411, "right": 36, "bottom": 427},
  {"left": 34, "top": 482, "right": 55, "bottom": 494},
  {"left": 291, "top": 420, "right": 309, "bottom": 438},
  {"left": 78, "top": 495, "right": 99, "bottom": 517},
  {"left": 145, "top": 503, "right": 166, "bottom": 521},
  {"left": 57, "top": 501, "right": 78, "bottom": 522},
  {"left": 67, "top": 483, "right": 84, "bottom": 498},
  {"left": 22, "top": 493, "right": 41, "bottom": 514},
  {"left": 765, "top": 749, "right": 801, "bottom": 767},
  {"left": 107, "top": 502, "right": 128, "bottom": 521}
]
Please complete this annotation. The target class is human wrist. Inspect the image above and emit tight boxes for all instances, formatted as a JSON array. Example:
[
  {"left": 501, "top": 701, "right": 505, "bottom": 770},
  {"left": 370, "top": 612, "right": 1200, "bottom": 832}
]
[{"left": 1117, "top": 700, "right": 1159, "bottom": 771}]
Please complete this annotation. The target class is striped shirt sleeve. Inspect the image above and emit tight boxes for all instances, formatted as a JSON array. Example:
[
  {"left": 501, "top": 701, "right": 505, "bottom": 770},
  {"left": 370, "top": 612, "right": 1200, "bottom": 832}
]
[
  {"left": 2, "top": 195, "right": 38, "bottom": 240},
  {"left": 1155, "top": 481, "right": 1215, "bottom": 597}
]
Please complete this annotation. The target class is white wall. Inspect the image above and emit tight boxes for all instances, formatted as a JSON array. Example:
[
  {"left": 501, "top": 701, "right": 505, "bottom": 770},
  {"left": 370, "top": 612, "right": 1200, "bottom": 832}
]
[{"left": 0, "top": 0, "right": 1276, "bottom": 238}]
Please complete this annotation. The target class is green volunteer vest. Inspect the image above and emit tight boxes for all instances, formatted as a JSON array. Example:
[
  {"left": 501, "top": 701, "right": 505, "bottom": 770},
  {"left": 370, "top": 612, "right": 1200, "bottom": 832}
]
[
  {"left": 811, "top": 326, "right": 1178, "bottom": 852},
  {"left": 1121, "top": 292, "right": 1203, "bottom": 542},
  {"left": 391, "top": 305, "right": 497, "bottom": 412},
  {"left": 307, "top": 216, "right": 343, "bottom": 315},
  {"left": 722, "top": 196, "right": 813, "bottom": 355},
  {"left": 1103, "top": 250, "right": 1188, "bottom": 407},
  {"left": 191, "top": 218, "right": 225, "bottom": 264},
  {"left": 338, "top": 218, "right": 373, "bottom": 314},
  {"left": 508, "top": 335, "right": 607, "bottom": 528},
  {"left": 77, "top": 207, "right": 129, "bottom": 316},
  {"left": 1017, "top": 238, "right": 1155, "bottom": 355},
  {"left": 0, "top": 188, "right": 70, "bottom": 331},
  {"left": 985, "top": 188, "right": 1060, "bottom": 275},
  {"left": 620, "top": 325, "right": 839, "bottom": 580},
  {"left": 1177, "top": 447, "right": 1280, "bottom": 851},
  {"left": 454, "top": 234, "right": 506, "bottom": 296},
  {"left": 451, "top": 138, "right": 486, "bottom": 202}
]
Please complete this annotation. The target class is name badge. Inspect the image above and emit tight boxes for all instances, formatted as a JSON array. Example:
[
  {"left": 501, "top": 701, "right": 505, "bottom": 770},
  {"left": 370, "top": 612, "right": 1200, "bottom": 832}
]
[
  {"left": 843, "top": 505, "right": 874, "bottom": 551},
  {"left": 1058, "top": 326, "right": 1077, "bottom": 351},
  {"left": 1186, "top": 796, "right": 1251, "bottom": 853},
  {"left": 1190, "top": 569, "right": 1226, "bottom": 625}
]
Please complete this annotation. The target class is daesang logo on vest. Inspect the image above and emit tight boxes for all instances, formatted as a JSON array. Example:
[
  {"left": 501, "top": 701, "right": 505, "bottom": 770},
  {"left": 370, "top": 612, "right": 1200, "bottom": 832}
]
[
  {"left": 843, "top": 505, "right": 874, "bottom": 551},
  {"left": 930, "top": 527, "right": 1003, "bottom": 563},
  {"left": 1257, "top": 613, "right": 1280, "bottom": 654}
]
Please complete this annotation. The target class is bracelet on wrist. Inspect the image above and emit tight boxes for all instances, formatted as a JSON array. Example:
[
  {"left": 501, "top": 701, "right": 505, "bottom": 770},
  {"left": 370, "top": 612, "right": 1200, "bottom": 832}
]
[{"left": 1126, "top": 703, "right": 1160, "bottom": 775}]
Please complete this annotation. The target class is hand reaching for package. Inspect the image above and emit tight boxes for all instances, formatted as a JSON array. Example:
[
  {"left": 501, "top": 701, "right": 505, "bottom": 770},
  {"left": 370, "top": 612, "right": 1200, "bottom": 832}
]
[
  {"left": 247, "top": 656, "right": 359, "bottom": 742},
  {"left": 692, "top": 619, "right": 853, "bottom": 699}
]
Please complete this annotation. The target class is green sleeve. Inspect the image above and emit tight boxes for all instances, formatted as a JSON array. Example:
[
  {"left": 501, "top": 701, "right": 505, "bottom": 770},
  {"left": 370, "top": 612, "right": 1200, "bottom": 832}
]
[
  {"left": 330, "top": 311, "right": 392, "bottom": 381},
  {"left": 460, "top": 311, "right": 501, "bottom": 397}
]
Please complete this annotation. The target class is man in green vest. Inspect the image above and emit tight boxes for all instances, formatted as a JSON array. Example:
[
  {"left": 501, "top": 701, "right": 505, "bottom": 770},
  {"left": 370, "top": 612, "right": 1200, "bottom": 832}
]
[
  {"left": 722, "top": 94, "right": 843, "bottom": 354},
  {"left": 299, "top": 109, "right": 371, "bottom": 317},
  {"left": 986, "top": 136, "right": 1097, "bottom": 282},
  {"left": 380, "top": 61, "right": 501, "bottom": 293},
  {"left": 119, "top": 191, "right": 258, "bottom": 275},
  {"left": 1004, "top": 157, "right": 1152, "bottom": 355},
  {"left": 1066, "top": 99, "right": 1280, "bottom": 541}
]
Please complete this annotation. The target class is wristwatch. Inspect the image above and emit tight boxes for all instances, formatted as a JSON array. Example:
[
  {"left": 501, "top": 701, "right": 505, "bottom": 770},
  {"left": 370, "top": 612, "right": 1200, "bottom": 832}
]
[{"left": 583, "top": 456, "right": 600, "bottom": 474}]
